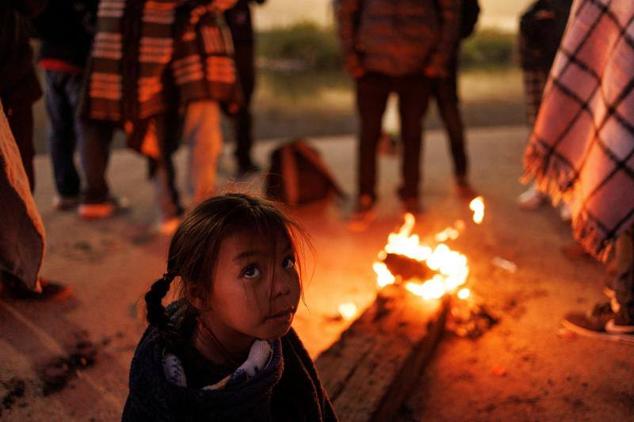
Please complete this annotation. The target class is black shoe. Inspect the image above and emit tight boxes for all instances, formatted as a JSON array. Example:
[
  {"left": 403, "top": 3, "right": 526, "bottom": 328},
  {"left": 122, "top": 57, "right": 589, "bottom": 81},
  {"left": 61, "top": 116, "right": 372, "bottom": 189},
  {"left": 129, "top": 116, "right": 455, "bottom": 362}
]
[
  {"left": 562, "top": 302, "right": 634, "bottom": 344},
  {"left": 403, "top": 197, "right": 423, "bottom": 215}
]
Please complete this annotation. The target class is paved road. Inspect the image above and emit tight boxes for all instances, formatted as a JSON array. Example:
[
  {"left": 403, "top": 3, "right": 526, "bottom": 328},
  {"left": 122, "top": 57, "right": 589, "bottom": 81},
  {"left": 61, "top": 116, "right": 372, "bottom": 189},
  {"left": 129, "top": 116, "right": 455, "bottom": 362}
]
[{"left": 1, "top": 126, "right": 631, "bottom": 420}]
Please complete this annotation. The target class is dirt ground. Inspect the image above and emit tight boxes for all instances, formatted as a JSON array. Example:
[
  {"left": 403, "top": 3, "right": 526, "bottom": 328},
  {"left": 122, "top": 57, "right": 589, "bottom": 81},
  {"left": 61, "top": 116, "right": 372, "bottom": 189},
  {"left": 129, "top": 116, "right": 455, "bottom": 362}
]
[{"left": 1, "top": 126, "right": 632, "bottom": 421}]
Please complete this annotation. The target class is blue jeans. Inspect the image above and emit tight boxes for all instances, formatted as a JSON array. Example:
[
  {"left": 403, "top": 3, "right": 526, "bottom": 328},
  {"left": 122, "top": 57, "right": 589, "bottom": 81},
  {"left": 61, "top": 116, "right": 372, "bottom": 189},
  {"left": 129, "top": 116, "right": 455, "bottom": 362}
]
[{"left": 44, "top": 70, "right": 84, "bottom": 198}]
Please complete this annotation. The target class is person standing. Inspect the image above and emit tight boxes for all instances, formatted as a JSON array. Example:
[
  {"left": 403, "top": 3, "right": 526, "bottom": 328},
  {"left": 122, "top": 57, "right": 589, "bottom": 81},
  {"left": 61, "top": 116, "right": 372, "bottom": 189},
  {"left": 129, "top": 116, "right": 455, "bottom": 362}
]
[
  {"left": 516, "top": 0, "right": 572, "bottom": 211},
  {"left": 80, "top": 0, "right": 184, "bottom": 231},
  {"left": 33, "top": 0, "right": 99, "bottom": 210},
  {"left": 172, "top": 0, "right": 241, "bottom": 204},
  {"left": 334, "top": 0, "right": 460, "bottom": 224},
  {"left": 224, "top": 0, "right": 266, "bottom": 178},
  {"left": 523, "top": 0, "right": 634, "bottom": 340},
  {"left": 430, "top": 0, "right": 480, "bottom": 198},
  {"left": 0, "top": 0, "right": 48, "bottom": 192}
]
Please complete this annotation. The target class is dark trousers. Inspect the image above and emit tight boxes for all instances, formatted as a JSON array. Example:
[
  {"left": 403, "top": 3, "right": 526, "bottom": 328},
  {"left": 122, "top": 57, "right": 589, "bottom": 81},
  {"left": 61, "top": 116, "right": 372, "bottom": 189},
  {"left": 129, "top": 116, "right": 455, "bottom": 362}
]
[
  {"left": 232, "top": 42, "right": 256, "bottom": 168},
  {"left": 356, "top": 72, "right": 431, "bottom": 201},
  {"left": 80, "top": 118, "right": 182, "bottom": 219},
  {"left": 4, "top": 104, "right": 35, "bottom": 191},
  {"left": 431, "top": 65, "right": 468, "bottom": 178},
  {"left": 44, "top": 70, "right": 84, "bottom": 198}
]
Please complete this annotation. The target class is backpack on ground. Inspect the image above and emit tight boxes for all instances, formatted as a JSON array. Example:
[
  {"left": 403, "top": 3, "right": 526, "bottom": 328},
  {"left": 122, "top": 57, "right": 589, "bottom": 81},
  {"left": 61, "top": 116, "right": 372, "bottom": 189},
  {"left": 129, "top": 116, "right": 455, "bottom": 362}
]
[{"left": 265, "top": 139, "right": 345, "bottom": 206}]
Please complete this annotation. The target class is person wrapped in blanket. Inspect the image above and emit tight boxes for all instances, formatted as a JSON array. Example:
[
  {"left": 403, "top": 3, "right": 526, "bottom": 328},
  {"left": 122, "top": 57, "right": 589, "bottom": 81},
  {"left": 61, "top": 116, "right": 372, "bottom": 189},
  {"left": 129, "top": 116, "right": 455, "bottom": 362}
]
[
  {"left": 81, "top": 0, "right": 240, "bottom": 234},
  {"left": 516, "top": 0, "right": 573, "bottom": 213},
  {"left": 122, "top": 194, "right": 337, "bottom": 420},
  {"left": 523, "top": 0, "right": 634, "bottom": 342}
]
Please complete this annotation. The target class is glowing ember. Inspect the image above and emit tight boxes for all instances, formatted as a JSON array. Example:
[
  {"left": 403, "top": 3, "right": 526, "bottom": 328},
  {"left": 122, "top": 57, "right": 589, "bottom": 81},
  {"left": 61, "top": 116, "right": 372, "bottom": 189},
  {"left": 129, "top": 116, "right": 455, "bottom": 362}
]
[
  {"left": 457, "top": 288, "right": 471, "bottom": 300},
  {"left": 338, "top": 303, "right": 358, "bottom": 320},
  {"left": 469, "top": 196, "right": 485, "bottom": 224}
]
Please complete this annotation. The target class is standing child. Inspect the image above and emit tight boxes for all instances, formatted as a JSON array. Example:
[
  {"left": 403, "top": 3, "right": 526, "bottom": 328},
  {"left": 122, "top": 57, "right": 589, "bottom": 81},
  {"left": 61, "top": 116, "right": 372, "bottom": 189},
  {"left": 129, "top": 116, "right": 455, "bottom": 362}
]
[{"left": 123, "top": 193, "right": 337, "bottom": 420}]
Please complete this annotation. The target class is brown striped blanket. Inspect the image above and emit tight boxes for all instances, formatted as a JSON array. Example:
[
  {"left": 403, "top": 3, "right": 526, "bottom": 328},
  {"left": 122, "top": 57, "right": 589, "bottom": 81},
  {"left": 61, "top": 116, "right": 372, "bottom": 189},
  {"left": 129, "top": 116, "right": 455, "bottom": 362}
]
[
  {"left": 84, "top": 0, "right": 238, "bottom": 155},
  {"left": 523, "top": 0, "right": 634, "bottom": 261}
]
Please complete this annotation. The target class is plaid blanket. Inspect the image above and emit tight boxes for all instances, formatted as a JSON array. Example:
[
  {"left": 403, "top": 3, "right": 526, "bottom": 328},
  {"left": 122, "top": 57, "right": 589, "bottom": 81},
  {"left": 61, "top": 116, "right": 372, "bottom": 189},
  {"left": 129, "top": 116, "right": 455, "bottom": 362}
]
[
  {"left": 84, "top": 0, "right": 238, "bottom": 157},
  {"left": 524, "top": 0, "right": 634, "bottom": 261}
]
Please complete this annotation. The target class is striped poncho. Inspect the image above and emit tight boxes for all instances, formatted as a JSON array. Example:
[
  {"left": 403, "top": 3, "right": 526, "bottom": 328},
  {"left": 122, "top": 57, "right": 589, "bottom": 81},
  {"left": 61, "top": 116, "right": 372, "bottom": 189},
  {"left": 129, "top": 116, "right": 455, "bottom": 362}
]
[{"left": 84, "top": 0, "right": 239, "bottom": 155}]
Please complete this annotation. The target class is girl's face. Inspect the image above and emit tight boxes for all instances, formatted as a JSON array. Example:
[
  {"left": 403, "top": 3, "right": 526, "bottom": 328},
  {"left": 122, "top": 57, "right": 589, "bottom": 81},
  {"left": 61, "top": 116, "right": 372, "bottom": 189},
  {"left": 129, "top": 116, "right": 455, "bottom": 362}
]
[{"left": 199, "top": 229, "right": 301, "bottom": 343}]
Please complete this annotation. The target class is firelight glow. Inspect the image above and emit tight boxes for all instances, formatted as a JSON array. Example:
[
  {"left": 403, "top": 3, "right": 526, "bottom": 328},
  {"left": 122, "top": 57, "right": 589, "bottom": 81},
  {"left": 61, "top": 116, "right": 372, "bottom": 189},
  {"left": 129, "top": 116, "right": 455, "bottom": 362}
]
[
  {"left": 338, "top": 303, "right": 358, "bottom": 320},
  {"left": 372, "top": 213, "right": 471, "bottom": 301},
  {"left": 457, "top": 288, "right": 471, "bottom": 300},
  {"left": 469, "top": 196, "right": 485, "bottom": 224}
]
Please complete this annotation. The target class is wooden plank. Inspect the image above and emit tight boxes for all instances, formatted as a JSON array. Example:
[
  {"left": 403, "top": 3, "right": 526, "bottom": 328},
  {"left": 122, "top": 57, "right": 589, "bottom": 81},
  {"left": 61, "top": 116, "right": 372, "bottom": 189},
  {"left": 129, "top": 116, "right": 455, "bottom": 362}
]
[{"left": 316, "top": 285, "right": 448, "bottom": 422}]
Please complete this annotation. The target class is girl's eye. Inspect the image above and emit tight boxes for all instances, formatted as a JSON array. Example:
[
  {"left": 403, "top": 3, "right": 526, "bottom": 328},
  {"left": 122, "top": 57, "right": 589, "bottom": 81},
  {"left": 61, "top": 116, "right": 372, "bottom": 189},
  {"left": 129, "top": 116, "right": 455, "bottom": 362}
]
[
  {"left": 241, "top": 264, "right": 261, "bottom": 279},
  {"left": 283, "top": 256, "right": 296, "bottom": 270}
]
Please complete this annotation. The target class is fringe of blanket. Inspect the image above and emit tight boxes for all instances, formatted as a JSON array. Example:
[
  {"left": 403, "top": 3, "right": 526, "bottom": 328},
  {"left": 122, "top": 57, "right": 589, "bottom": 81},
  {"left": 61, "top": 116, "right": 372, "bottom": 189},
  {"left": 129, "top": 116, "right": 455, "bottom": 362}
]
[{"left": 523, "top": 142, "right": 614, "bottom": 262}]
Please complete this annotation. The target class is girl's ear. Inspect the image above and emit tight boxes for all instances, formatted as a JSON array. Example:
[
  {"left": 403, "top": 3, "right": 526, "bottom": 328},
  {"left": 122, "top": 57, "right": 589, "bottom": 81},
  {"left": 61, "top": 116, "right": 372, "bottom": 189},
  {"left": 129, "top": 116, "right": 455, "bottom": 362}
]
[{"left": 186, "top": 283, "right": 208, "bottom": 311}]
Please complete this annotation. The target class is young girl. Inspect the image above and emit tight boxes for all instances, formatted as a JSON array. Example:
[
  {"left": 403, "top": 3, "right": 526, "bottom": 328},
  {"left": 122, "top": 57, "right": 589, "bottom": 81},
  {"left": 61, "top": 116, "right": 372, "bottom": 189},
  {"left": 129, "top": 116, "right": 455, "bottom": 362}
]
[{"left": 122, "top": 193, "right": 337, "bottom": 421}]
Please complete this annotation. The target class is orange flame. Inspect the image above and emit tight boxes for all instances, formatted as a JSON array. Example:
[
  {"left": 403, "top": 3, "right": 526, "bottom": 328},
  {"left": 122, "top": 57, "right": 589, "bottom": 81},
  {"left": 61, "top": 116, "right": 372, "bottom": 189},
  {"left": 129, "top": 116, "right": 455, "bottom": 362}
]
[
  {"left": 338, "top": 303, "right": 358, "bottom": 320},
  {"left": 469, "top": 196, "right": 485, "bottom": 224},
  {"left": 372, "top": 214, "right": 470, "bottom": 301}
]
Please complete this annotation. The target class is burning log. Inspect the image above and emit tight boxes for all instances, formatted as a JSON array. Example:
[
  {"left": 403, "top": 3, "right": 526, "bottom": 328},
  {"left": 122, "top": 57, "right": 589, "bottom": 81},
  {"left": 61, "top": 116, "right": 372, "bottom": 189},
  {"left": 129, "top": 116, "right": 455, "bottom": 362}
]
[
  {"left": 382, "top": 252, "right": 432, "bottom": 282},
  {"left": 316, "top": 286, "right": 448, "bottom": 422}
]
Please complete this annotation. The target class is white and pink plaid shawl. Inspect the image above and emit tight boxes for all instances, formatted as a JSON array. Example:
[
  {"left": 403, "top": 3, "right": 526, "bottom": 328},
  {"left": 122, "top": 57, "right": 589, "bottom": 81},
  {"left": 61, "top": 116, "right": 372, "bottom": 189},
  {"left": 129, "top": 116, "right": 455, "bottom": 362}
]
[{"left": 524, "top": 0, "right": 634, "bottom": 261}]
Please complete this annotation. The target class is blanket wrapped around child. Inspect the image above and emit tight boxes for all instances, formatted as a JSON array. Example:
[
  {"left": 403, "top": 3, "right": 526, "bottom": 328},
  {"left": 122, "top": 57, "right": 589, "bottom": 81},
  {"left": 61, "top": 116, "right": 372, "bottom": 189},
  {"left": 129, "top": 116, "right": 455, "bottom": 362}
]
[{"left": 122, "top": 300, "right": 337, "bottom": 421}]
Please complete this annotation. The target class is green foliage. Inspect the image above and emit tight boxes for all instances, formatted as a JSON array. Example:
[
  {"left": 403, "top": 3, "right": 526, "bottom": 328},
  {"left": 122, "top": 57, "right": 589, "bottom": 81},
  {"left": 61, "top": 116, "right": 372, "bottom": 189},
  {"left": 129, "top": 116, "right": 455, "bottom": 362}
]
[
  {"left": 460, "top": 29, "right": 516, "bottom": 69},
  {"left": 256, "top": 24, "right": 516, "bottom": 71},
  {"left": 256, "top": 22, "right": 342, "bottom": 70}
]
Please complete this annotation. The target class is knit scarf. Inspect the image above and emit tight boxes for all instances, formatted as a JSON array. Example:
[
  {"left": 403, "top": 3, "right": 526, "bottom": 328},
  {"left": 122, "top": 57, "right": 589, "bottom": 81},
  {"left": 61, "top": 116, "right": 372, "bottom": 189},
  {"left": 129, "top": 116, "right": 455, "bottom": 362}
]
[{"left": 122, "top": 300, "right": 338, "bottom": 421}]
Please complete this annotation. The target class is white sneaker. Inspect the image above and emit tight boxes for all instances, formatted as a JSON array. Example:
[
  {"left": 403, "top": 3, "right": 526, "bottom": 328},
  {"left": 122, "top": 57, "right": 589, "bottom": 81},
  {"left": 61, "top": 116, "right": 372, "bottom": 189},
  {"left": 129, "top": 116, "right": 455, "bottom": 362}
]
[
  {"left": 559, "top": 203, "right": 572, "bottom": 222},
  {"left": 517, "top": 185, "right": 545, "bottom": 210}
]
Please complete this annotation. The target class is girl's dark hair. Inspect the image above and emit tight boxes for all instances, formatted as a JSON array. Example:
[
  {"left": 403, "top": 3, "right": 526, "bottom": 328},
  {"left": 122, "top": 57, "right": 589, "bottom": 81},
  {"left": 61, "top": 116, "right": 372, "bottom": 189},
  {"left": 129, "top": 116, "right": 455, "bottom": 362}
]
[{"left": 145, "top": 193, "right": 307, "bottom": 329}]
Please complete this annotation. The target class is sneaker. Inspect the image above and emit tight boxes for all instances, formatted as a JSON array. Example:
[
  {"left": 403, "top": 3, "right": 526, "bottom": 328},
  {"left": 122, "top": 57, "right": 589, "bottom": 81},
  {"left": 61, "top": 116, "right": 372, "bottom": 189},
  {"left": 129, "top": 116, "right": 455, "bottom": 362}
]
[
  {"left": 562, "top": 302, "right": 634, "bottom": 344},
  {"left": 155, "top": 216, "right": 182, "bottom": 236},
  {"left": 517, "top": 185, "right": 545, "bottom": 210},
  {"left": 2, "top": 277, "right": 72, "bottom": 301},
  {"left": 559, "top": 203, "right": 572, "bottom": 222},
  {"left": 78, "top": 197, "right": 129, "bottom": 220},
  {"left": 347, "top": 194, "right": 376, "bottom": 231},
  {"left": 52, "top": 195, "right": 80, "bottom": 211}
]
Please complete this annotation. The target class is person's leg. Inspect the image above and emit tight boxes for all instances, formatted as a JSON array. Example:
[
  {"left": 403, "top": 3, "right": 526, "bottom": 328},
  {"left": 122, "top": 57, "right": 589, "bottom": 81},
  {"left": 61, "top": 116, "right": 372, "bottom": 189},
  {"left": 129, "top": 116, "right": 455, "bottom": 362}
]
[
  {"left": 613, "top": 226, "right": 634, "bottom": 326},
  {"left": 79, "top": 119, "right": 114, "bottom": 204},
  {"left": 433, "top": 67, "right": 467, "bottom": 180},
  {"left": 518, "top": 68, "right": 549, "bottom": 209},
  {"left": 151, "top": 115, "right": 183, "bottom": 225},
  {"left": 46, "top": 70, "right": 81, "bottom": 202},
  {"left": 233, "top": 42, "right": 256, "bottom": 173},
  {"left": 356, "top": 73, "right": 390, "bottom": 204},
  {"left": 396, "top": 74, "right": 431, "bottom": 204},
  {"left": 184, "top": 101, "right": 223, "bottom": 204},
  {"left": 5, "top": 104, "right": 35, "bottom": 191}
]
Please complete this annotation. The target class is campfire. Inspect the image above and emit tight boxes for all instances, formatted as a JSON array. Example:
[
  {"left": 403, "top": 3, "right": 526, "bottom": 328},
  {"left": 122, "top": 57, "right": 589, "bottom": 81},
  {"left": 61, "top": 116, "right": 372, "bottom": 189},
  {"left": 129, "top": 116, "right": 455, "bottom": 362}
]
[
  {"left": 373, "top": 196, "right": 484, "bottom": 301},
  {"left": 338, "top": 197, "right": 485, "bottom": 321}
]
